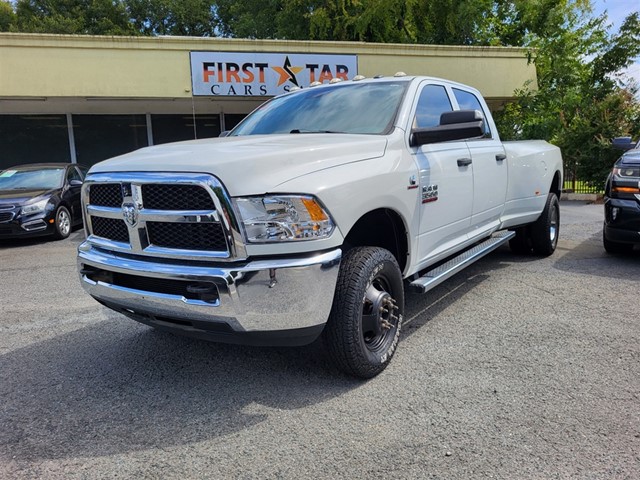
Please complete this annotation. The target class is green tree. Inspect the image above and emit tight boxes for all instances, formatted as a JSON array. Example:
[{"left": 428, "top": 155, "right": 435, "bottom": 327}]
[
  {"left": 127, "top": 0, "right": 217, "bottom": 36},
  {"left": 14, "top": 0, "right": 136, "bottom": 35},
  {"left": 0, "top": 1, "right": 16, "bottom": 31},
  {"left": 495, "top": 5, "right": 640, "bottom": 188},
  {"left": 215, "top": 0, "right": 282, "bottom": 38}
]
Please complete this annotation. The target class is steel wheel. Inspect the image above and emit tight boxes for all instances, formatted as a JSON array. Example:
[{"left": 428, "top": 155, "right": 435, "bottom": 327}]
[
  {"left": 54, "top": 206, "right": 71, "bottom": 239},
  {"left": 362, "top": 275, "right": 401, "bottom": 352}
]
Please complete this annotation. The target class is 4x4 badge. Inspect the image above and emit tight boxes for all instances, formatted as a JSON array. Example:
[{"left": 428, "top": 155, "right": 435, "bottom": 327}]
[{"left": 122, "top": 203, "right": 138, "bottom": 227}]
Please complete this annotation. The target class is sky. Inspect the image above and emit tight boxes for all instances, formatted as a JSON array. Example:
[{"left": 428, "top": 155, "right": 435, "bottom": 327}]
[{"left": 591, "top": 0, "right": 640, "bottom": 87}]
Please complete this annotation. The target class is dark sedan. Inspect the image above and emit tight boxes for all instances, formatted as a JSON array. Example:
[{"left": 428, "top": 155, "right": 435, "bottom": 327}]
[{"left": 0, "top": 163, "right": 87, "bottom": 240}]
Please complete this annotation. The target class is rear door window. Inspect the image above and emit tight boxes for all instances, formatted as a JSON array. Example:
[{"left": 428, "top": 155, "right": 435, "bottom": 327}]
[{"left": 452, "top": 88, "right": 491, "bottom": 137}]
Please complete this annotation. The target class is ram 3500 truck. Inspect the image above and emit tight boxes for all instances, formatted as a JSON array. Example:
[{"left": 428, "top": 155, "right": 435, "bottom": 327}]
[{"left": 78, "top": 75, "right": 563, "bottom": 378}]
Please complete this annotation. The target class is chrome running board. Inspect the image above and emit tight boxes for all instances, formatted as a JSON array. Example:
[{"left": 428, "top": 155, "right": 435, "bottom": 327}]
[{"left": 409, "top": 230, "right": 515, "bottom": 294}]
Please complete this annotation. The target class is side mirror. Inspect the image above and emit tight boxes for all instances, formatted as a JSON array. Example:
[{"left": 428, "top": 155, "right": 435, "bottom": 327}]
[
  {"left": 69, "top": 179, "right": 83, "bottom": 187},
  {"left": 410, "top": 110, "right": 484, "bottom": 147},
  {"left": 612, "top": 136, "right": 637, "bottom": 151}
]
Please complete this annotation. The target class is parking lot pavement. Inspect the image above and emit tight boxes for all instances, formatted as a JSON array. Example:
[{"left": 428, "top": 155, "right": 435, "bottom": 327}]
[{"left": 1, "top": 201, "right": 638, "bottom": 479}]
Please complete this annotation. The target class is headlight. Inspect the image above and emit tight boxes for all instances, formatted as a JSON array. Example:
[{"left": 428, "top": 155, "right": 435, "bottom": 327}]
[
  {"left": 235, "top": 195, "right": 335, "bottom": 243},
  {"left": 613, "top": 167, "right": 640, "bottom": 177},
  {"left": 21, "top": 198, "right": 52, "bottom": 215}
]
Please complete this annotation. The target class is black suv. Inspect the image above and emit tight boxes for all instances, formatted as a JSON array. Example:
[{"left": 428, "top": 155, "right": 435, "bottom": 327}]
[
  {"left": 0, "top": 163, "right": 87, "bottom": 240},
  {"left": 603, "top": 138, "right": 640, "bottom": 254}
]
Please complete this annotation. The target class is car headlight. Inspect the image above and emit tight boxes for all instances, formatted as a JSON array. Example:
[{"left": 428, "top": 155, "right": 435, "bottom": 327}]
[
  {"left": 613, "top": 167, "right": 640, "bottom": 178},
  {"left": 21, "top": 198, "right": 52, "bottom": 215},
  {"left": 234, "top": 195, "right": 335, "bottom": 243}
]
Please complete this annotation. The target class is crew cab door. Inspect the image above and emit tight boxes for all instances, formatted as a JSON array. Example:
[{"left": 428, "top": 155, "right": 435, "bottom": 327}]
[
  {"left": 410, "top": 83, "right": 474, "bottom": 263},
  {"left": 452, "top": 88, "right": 508, "bottom": 237}
]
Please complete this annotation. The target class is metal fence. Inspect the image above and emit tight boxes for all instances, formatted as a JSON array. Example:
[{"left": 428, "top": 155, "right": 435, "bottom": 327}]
[{"left": 563, "top": 171, "right": 605, "bottom": 194}]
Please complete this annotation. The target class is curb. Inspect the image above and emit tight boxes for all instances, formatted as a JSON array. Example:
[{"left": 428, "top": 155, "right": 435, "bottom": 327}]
[{"left": 560, "top": 193, "right": 601, "bottom": 202}]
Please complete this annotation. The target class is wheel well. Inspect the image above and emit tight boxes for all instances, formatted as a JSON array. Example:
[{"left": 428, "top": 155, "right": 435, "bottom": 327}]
[
  {"left": 343, "top": 209, "right": 408, "bottom": 272},
  {"left": 551, "top": 171, "right": 562, "bottom": 197}
]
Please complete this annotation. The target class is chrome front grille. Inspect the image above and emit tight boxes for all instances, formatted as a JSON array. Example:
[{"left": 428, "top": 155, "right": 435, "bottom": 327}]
[{"left": 83, "top": 172, "right": 246, "bottom": 261}]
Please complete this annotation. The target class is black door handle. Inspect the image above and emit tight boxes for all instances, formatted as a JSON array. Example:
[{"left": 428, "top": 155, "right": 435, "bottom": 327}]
[
  {"left": 457, "top": 157, "right": 472, "bottom": 167},
  {"left": 496, "top": 153, "right": 506, "bottom": 162}
]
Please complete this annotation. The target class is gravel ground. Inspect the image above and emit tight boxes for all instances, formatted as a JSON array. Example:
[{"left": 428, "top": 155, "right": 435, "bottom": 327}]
[{"left": 0, "top": 201, "right": 638, "bottom": 479}]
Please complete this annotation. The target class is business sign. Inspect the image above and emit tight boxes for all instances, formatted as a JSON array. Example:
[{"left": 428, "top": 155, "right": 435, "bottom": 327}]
[{"left": 190, "top": 52, "right": 358, "bottom": 97}]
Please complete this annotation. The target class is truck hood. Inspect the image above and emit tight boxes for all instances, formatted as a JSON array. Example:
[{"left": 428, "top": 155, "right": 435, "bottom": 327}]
[{"left": 90, "top": 134, "right": 388, "bottom": 196}]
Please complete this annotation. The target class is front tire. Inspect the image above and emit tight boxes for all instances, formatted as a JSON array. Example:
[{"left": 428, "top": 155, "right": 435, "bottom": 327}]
[
  {"left": 530, "top": 192, "right": 560, "bottom": 256},
  {"left": 323, "top": 247, "right": 404, "bottom": 379},
  {"left": 53, "top": 206, "right": 71, "bottom": 239}
]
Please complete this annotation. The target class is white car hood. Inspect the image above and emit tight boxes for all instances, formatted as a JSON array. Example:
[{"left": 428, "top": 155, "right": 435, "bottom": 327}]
[{"left": 90, "top": 134, "right": 387, "bottom": 196}]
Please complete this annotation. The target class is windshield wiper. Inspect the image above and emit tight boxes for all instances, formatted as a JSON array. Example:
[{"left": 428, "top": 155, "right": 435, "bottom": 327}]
[{"left": 290, "top": 129, "right": 344, "bottom": 134}]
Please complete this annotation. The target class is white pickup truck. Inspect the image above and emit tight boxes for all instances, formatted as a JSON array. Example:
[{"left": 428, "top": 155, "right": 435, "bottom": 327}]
[{"left": 78, "top": 75, "right": 563, "bottom": 378}]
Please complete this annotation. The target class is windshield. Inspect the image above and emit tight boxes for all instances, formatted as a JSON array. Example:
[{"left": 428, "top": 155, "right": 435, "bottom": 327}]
[
  {"left": 231, "top": 81, "right": 409, "bottom": 136},
  {"left": 0, "top": 168, "right": 65, "bottom": 190}
]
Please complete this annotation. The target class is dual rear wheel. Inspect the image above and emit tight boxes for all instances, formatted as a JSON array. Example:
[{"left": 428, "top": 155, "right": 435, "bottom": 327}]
[{"left": 509, "top": 192, "right": 560, "bottom": 256}]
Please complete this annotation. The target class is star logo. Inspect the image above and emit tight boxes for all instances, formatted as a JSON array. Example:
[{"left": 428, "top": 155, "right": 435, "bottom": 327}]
[{"left": 272, "top": 56, "right": 304, "bottom": 87}]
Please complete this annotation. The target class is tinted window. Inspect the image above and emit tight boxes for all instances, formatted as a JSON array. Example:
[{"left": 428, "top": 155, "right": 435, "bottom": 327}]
[
  {"left": 73, "top": 115, "right": 148, "bottom": 167},
  {"left": 77, "top": 165, "right": 89, "bottom": 178},
  {"left": 66, "top": 167, "right": 83, "bottom": 183},
  {"left": 151, "top": 114, "right": 221, "bottom": 145},
  {"left": 414, "top": 85, "right": 453, "bottom": 128},
  {"left": 452, "top": 88, "right": 491, "bottom": 136},
  {"left": 0, "top": 115, "right": 70, "bottom": 171},
  {"left": 224, "top": 114, "right": 247, "bottom": 131},
  {"left": 232, "top": 81, "right": 408, "bottom": 136}
]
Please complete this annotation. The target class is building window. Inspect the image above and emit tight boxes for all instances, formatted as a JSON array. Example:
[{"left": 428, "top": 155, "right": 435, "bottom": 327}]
[
  {"left": 224, "top": 114, "right": 247, "bottom": 132},
  {"left": 151, "top": 114, "right": 221, "bottom": 145},
  {"left": 0, "top": 115, "right": 70, "bottom": 171},
  {"left": 72, "top": 114, "right": 149, "bottom": 166}
]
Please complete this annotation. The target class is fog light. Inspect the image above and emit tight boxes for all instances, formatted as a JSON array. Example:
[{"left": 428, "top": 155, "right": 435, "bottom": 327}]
[{"left": 612, "top": 207, "right": 619, "bottom": 221}]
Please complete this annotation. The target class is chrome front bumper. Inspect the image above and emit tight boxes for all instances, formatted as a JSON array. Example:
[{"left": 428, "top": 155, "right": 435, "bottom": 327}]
[{"left": 78, "top": 241, "right": 341, "bottom": 346}]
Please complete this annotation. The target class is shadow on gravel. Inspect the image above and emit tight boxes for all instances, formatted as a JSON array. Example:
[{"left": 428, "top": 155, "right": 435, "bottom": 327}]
[
  {"left": 0, "top": 228, "right": 85, "bottom": 249},
  {"left": 552, "top": 231, "right": 640, "bottom": 280},
  {"left": 0, "top": 318, "right": 354, "bottom": 462}
]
